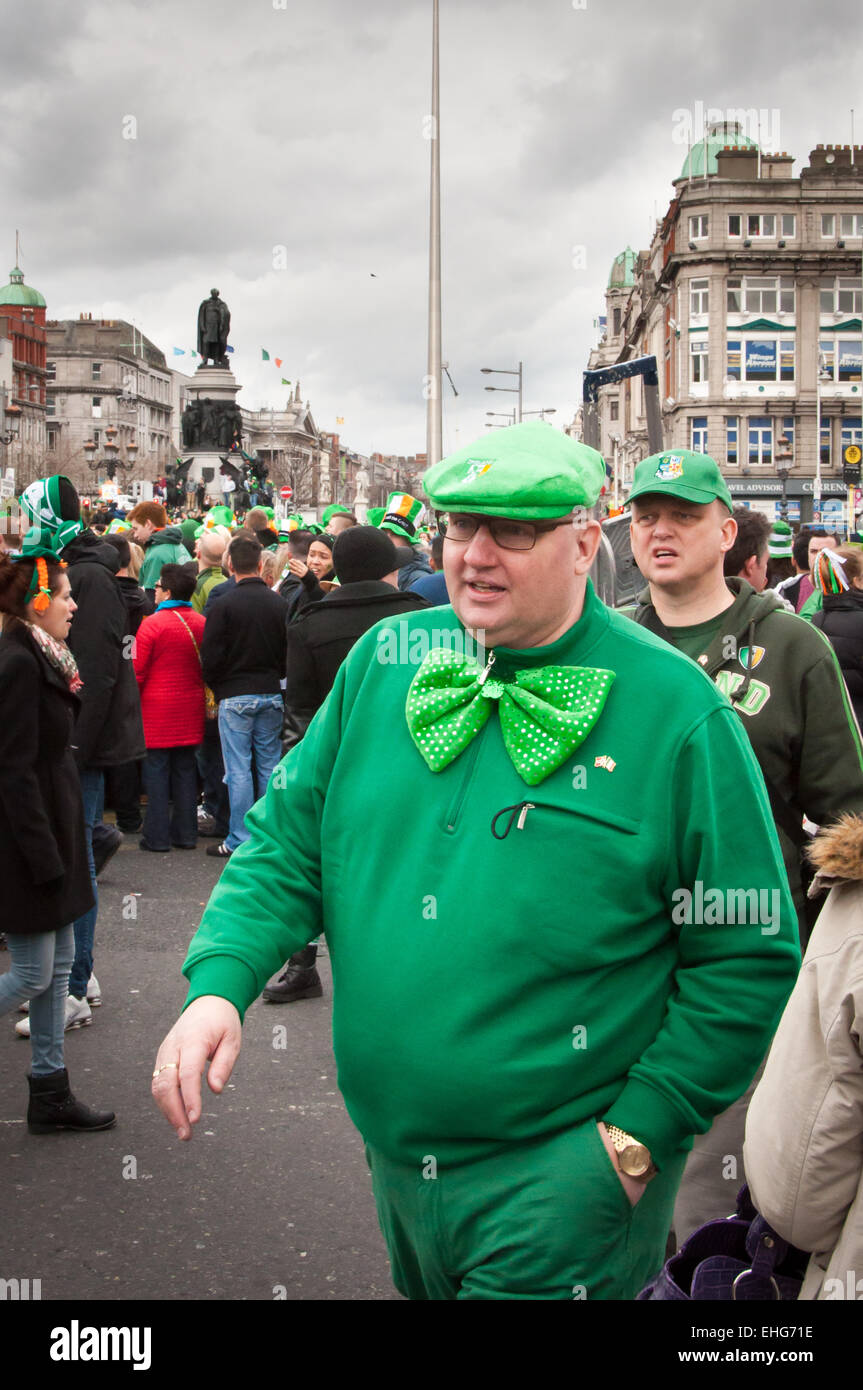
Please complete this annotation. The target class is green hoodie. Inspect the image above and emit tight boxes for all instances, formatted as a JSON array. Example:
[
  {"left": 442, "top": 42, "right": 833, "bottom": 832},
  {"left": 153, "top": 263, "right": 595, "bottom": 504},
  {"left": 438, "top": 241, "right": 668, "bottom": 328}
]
[
  {"left": 181, "top": 583, "right": 799, "bottom": 1171},
  {"left": 139, "top": 525, "right": 191, "bottom": 591},
  {"left": 629, "top": 578, "right": 863, "bottom": 913}
]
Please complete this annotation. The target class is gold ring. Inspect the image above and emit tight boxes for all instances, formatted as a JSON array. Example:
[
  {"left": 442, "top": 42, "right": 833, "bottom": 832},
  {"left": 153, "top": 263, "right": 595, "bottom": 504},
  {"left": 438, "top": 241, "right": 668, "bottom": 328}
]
[{"left": 152, "top": 1062, "right": 179, "bottom": 1079}]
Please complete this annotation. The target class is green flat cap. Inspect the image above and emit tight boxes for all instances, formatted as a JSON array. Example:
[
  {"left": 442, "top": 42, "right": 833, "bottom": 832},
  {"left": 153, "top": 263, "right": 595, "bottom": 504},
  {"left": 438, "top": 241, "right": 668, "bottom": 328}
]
[
  {"left": 422, "top": 421, "right": 606, "bottom": 519},
  {"left": 629, "top": 449, "right": 733, "bottom": 511}
]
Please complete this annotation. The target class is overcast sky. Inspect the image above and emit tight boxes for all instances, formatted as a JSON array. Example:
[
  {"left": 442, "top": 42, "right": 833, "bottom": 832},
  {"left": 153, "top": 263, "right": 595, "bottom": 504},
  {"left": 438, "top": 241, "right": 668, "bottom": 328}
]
[{"left": 1, "top": 0, "right": 860, "bottom": 458}]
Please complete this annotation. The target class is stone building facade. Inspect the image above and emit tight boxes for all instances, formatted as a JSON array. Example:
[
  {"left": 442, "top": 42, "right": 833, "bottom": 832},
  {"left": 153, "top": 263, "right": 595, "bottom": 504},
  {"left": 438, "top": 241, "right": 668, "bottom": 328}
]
[
  {"left": 45, "top": 317, "right": 173, "bottom": 492},
  {"left": 587, "top": 125, "right": 863, "bottom": 525}
]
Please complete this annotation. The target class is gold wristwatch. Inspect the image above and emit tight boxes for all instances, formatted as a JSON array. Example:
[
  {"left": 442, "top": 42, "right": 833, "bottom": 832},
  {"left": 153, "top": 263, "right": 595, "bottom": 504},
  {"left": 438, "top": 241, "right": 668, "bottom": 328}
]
[{"left": 604, "top": 1125, "right": 656, "bottom": 1179}]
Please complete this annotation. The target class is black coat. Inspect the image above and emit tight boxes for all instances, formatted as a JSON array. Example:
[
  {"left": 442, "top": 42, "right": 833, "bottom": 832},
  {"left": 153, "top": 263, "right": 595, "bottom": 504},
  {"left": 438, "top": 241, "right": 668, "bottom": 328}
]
[
  {"left": 0, "top": 622, "right": 95, "bottom": 935},
  {"left": 63, "top": 531, "right": 146, "bottom": 769},
  {"left": 200, "top": 577, "right": 288, "bottom": 699},
  {"left": 812, "top": 589, "right": 863, "bottom": 726},
  {"left": 282, "top": 581, "right": 429, "bottom": 747},
  {"left": 117, "top": 575, "right": 155, "bottom": 636}
]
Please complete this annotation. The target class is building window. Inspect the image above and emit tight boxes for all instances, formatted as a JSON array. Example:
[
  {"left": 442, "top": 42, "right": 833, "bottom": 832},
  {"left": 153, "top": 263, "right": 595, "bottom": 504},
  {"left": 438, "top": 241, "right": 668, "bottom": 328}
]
[
  {"left": 46, "top": 394, "right": 55, "bottom": 416},
  {"left": 690, "top": 278, "right": 709, "bottom": 315},
  {"left": 820, "top": 336, "right": 863, "bottom": 383},
  {"left": 93, "top": 429, "right": 100, "bottom": 447},
  {"left": 728, "top": 214, "right": 742, "bottom": 237},
  {"left": 91, "top": 396, "right": 102, "bottom": 418},
  {"left": 780, "top": 214, "right": 796, "bottom": 238},
  {"left": 820, "top": 276, "right": 863, "bottom": 315},
  {"left": 747, "top": 214, "right": 776, "bottom": 238},
  {"left": 690, "top": 417, "right": 708, "bottom": 453},
  {"left": 748, "top": 417, "right": 773, "bottom": 466},
  {"left": 726, "top": 416, "right": 739, "bottom": 466},
  {"left": 91, "top": 362, "right": 102, "bottom": 381},
  {"left": 609, "top": 399, "right": 619, "bottom": 421},
  {"left": 820, "top": 418, "right": 832, "bottom": 466},
  {"left": 46, "top": 361, "right": 56, "bottom": 381},
  {"left": 47, "top": 429, "right": 57, "bottom": 452},
  {"left": 612, "top": 307, "right": 621, "bottom": 336},
  {"left": 727, "top": 276, "right": 794, "bottom": 315},
  {"left": 690, "top": 339, "right": 709, "bottom": 384},
  {"left": 821, "top": 214, "right": 835, "bottom": 238},
  {"left": 689, "top": 214, "right": 709, "bottom": 240},
  {"left": 726, "top": 337, "right": 795, "bottom": 382},
  {"left": 841, "top": 418, "right": 862, "bottom": 453},
  {"left": 840, "top": 213, "right": 863, "bottom": 238}
]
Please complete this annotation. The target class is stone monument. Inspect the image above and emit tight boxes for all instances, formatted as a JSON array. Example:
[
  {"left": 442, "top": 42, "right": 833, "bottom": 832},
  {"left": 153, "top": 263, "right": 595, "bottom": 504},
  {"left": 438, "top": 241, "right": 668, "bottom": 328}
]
[
  {"left": 174, "top": 288, "right": 245, "bottom": 498},
  {"left": 353, "top": 464, "right": 370, "bottom": 524}
]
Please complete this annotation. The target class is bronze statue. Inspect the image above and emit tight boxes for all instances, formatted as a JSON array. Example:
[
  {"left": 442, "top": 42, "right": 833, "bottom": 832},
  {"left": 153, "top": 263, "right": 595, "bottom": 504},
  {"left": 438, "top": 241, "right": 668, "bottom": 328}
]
[{"left": 197, "top": 288, "right": 231, "bottom": 368}]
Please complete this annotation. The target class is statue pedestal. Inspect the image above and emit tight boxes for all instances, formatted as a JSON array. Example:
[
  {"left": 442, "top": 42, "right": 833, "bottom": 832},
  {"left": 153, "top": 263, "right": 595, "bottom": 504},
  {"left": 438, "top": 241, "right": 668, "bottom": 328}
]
[
  {"left": 190, "top": 365, "right": 241, "bottom": 405},
  {"left": 179, "top": 366, "right": 245, "bottom": 493}
]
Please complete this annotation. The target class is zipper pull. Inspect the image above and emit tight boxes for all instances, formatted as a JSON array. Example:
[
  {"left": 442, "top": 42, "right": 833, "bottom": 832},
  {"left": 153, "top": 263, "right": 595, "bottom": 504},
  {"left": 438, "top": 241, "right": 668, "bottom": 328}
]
[
  {"left": 477, "top": 650, "right": 496, "bottom": 687},
  {"left": 516, "top": 802, "right": 535, "bottom": 830}
]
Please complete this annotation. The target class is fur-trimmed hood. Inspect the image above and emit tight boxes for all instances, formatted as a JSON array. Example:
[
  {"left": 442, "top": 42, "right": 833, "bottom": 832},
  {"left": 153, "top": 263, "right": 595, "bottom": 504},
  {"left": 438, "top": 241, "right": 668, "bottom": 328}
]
[{"left": 806, "top": 814, "right": 863, "bottom": 894}]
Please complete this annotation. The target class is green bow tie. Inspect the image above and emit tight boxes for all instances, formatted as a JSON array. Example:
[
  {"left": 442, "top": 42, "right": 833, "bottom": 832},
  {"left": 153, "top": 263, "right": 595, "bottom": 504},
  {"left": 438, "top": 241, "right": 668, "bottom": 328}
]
[{"left": 405, "top": 648, "right": 615, "bottom": 787}]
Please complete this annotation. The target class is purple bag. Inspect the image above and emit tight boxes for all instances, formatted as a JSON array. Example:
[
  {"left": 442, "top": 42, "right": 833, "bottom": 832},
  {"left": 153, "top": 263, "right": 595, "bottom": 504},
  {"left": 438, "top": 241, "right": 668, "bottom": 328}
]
[{"left": 638, "top": 1186, "right": 807, "bottom": 1301}]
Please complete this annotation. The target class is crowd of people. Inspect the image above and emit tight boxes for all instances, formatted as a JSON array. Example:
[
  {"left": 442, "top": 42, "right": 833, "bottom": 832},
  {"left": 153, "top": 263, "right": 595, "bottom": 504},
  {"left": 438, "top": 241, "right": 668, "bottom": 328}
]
[{"left": 2, "top": 428, "right": 863, "bottom": 1302}]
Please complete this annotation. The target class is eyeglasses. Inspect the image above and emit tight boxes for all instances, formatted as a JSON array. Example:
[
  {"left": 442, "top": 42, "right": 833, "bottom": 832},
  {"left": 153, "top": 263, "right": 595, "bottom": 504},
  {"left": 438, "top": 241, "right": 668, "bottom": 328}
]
[{"left": 435, "top": 511, "right": 577, "bottom": 552}]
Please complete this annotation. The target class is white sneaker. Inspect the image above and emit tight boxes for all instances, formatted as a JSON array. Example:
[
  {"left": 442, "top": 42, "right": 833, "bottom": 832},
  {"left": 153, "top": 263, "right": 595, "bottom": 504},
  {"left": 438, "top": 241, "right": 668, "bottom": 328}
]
[
  {"left": 19, "top": 978, "right": 100, "bottom": 1015},
  {"left": 14, "top": 994, "right": 93, "bottom": 1039}
]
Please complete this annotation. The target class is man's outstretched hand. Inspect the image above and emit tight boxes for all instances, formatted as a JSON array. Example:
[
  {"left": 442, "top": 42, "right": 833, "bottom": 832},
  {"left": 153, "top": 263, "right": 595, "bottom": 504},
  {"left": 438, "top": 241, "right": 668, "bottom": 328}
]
[{"left": 151, "top": 996, "right": 242, "bottom": 1140}]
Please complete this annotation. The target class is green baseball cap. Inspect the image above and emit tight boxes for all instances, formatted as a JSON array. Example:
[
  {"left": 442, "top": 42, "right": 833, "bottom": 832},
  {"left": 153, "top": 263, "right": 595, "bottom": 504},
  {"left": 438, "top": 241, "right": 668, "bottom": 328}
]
[
  {"left": 422, "top": 421, "right": 606, "bottom": 519},
  {"left": 629, "top": 449, "right": 733, "bottom": 511}
]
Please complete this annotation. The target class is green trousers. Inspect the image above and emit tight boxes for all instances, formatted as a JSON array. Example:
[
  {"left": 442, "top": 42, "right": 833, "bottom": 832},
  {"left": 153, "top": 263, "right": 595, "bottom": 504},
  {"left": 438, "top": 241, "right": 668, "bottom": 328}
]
[{"left": 366, "top": 1119, "right": 687, "bottom": 1300}]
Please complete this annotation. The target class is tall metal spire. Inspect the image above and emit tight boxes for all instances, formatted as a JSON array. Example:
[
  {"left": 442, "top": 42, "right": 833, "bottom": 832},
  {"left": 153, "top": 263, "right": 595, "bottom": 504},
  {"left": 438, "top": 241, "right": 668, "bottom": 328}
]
[{"left": 426, "top": 0, "right": 442, "bottom": 467}]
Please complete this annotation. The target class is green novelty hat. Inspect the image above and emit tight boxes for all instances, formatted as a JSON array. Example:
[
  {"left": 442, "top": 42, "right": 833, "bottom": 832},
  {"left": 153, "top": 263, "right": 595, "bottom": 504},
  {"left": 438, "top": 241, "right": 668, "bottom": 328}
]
[
  {"left": 422, "top": 421, "right": 606, "bottom": 519},
  {"left": 322, "top": 504, "right": 352, "bottom": 527},
  {"left": 367, "top": 506, "right": 385, "bottom": 529},
  {"left": 628, "top": 449, "right": 733, "bottom": 512},
  {"left": 379, "top": 493, "right": 424, "bottom": 542},
  {"left": 768, "top": 520, "right": 793, "bottom": 559},
  {"left": 19, "top": 475, "right": 83, "bottom": 548}
]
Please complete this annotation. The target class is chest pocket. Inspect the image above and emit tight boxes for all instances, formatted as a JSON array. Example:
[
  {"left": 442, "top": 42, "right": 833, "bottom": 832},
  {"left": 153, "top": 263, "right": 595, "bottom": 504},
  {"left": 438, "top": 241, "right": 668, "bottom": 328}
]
[{"left": 487, "top": 797, "right": 654, "bottom": 966}]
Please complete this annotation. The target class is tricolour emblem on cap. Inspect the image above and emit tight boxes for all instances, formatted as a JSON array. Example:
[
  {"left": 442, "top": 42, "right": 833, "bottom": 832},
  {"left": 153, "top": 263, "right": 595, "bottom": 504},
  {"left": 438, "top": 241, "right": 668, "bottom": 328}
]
[
  {"left": 655, "top": 455, "right": 685, "bottom": 481},
  {"left": 464, "top": 460, "right": 492, "bottom": 481}
]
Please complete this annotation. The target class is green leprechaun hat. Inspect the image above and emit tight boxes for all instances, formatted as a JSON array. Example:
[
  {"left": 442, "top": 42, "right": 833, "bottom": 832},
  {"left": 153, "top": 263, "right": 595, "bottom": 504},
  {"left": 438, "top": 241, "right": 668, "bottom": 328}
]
[
  {"left": 322, "top": 504, "right": 352, "bottom": 527},
  {"left": 768, "top": 520, "right": 793, "bottom": 559},
  {"left": 367, "top": 506, "right": 385, "bottom": 528},
  {"left": 380, "top": 492, "right": 423, "bottom": 543}
]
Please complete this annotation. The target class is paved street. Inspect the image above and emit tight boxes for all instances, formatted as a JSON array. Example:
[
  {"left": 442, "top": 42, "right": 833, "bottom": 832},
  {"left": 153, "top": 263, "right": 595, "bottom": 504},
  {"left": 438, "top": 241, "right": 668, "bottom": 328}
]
[{"left": 0, "top": 836, "right": 398, "bottom": 1301}]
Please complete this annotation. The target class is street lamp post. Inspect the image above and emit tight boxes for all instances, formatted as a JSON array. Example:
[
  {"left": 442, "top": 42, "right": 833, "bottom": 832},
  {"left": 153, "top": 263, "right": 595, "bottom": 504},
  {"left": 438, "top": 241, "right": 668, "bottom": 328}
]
[
  {"left": 776, "top": 463, "right": 790, "bottom": 522},
  {"left": 522, "top": 408, "right": 557, "bottom": 421},
  {"left": 486, "top": 409, "right": 516, "bottom": 428},
  {"left": 83, "top": 426, "right": 138, "bottom": 485},
  {"left": 481, "top": 362, "right": 523, "bottom": 422},
  {"left": 2, "top": 403, "right": 22, "bottom": 447}
]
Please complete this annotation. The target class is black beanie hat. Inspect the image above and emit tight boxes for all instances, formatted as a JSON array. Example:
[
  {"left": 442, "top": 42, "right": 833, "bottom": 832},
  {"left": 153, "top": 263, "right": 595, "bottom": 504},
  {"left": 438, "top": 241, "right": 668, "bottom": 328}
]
[{"left": 332, "top": 526, "right": 398, "bottom": 584}]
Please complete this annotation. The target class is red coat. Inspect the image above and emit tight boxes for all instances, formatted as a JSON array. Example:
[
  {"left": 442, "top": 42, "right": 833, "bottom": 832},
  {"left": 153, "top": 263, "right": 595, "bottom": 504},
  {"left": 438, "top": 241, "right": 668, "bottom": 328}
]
[{"left": 133, "top": 605, "right": 207, "bottom": 748}]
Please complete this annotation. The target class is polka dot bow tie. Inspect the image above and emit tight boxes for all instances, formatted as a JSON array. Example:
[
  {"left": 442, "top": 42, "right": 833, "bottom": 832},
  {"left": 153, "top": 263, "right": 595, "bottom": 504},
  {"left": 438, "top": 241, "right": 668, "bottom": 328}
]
[{"left": 405, "top": 648, "right": 616, "bottom": 787}]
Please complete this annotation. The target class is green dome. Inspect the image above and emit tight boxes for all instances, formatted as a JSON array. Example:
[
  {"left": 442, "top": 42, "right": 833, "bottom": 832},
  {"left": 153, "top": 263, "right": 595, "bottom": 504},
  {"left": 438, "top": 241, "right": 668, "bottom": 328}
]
[
  {"left": 679, "top": 122, "right": 759, "bottom": 179},
  {"left": 0, "top": 266, "right": 46, "bottom": 308},
  {"left": 607, "top": 246, "right": 636, "bottom": 289}
]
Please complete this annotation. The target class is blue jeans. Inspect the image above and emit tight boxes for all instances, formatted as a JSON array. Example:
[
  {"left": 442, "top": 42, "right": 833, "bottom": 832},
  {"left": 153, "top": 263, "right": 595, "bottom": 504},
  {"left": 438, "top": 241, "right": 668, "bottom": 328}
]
[
  {"left": 70, "top": 768, "right": 102, "bottom": 1000},
  {"left": 218, "top": 694, "right": 283, "bottom": 850},
  {"left": 0, "top": 925, "right": 74, "bottom": 1074},
  {"left": 196, "top": 722, "right": 229, "bottom": 835},
  {"left": 142, "top": 746, "right": 199, "bottom": 850}
]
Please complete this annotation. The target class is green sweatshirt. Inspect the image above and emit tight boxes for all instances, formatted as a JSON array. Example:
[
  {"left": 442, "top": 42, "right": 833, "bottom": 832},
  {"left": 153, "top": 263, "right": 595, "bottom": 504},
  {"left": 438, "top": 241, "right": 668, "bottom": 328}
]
[
  {"left": 629, "top": 578, "right": 863, "bottom": 910},
  {"left": 183, "top": 581, "right": 799, "bottom": 1171},
  {"left": 139, "top": 526, "right": 191, "bottom": 591}
]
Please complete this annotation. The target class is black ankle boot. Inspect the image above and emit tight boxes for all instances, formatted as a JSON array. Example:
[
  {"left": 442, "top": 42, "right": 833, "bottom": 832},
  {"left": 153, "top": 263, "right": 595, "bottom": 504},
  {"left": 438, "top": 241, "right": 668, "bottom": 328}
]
[
  {"left": 262, "top": 945, "right": 323, "bottom": 1003},
  {"left": 27, "top": 1068, "right": 117, "bottom": 1134}
]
